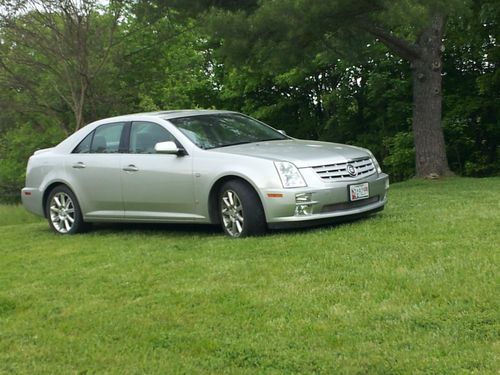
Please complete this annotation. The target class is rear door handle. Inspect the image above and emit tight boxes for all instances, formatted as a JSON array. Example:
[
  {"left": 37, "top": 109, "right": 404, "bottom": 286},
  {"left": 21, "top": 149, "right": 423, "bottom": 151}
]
[
  {"left": 122, "top": 164, "right": 139, "bottom": 172},
  {"left": 72, "top": 162, "right": 86, "bottom": 169}
]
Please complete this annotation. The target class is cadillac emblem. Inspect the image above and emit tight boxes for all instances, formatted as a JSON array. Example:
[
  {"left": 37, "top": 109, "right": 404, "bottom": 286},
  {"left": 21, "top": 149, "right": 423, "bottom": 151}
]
[{"left": 346, "top": 164, "right": 357, "bottom": 177}]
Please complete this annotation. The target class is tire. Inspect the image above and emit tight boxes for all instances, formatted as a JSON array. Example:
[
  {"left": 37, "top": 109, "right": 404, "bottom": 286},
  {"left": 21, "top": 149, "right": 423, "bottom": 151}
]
[
  {"left": 45, "top": 185, "right": 87, "bottom": 234},
  {"left": 218, "top": 180, "right": 267, "bottom": 238}
]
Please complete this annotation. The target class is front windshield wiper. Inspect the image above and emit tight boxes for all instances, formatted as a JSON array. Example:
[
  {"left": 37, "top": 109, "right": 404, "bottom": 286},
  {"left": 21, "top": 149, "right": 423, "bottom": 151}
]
[
  {"left": 207, "top": 141, "right": 254, "bottom": 149},
  {"left": 255, "top": 137, "right": 285, "bottom": 142},
  {"left": 207, "top": 137, "right": 286, "bottom": 150}
]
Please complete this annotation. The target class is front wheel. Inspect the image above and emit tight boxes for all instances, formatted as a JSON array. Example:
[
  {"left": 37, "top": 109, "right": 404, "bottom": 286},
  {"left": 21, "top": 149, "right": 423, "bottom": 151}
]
[
  {"left": 46, "top": 186, "right": 86, "bottom": 234},
  {"left": 219, "top": 180, "right": 266, "bottom": 238}
]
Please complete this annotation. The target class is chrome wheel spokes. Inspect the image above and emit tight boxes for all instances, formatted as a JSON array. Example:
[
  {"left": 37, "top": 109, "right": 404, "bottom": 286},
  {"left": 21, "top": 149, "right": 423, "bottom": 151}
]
[
  {"left": 49, "top": 192, "right": 76, "bottom": 233},
  {"left": 221, "top": 190, "right": 244, "bottom": 237}
]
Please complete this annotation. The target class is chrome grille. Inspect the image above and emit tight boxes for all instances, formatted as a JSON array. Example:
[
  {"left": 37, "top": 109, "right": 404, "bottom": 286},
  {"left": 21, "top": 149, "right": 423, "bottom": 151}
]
[{"left": 313, "top": 157, "right": 375, "bottom": 181}]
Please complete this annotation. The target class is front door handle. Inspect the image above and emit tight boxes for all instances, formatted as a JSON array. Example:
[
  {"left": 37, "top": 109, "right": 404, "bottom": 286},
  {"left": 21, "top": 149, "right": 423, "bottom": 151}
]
[
  {"left": 123, "top": 164, "right": 139, "bottom": 172},
  {"left": 72, "top": 162, "right": 86, "bottom": 169}
]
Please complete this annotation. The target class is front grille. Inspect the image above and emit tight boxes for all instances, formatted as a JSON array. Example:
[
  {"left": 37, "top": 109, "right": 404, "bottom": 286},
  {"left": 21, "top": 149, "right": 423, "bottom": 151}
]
[
  {"left": 312, "top": 157, "right": 375, "bottom": 181},
  {"left": 321, "top": 196, "right": 379, "bottom": 213}
]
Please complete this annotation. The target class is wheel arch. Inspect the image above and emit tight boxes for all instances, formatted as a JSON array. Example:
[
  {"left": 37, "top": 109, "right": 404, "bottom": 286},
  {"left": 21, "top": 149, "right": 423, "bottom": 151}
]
[
  {"left": 42, "top": 181, "right": 76, "bottom": 218},
  {"left": 207, "top": 175, "right": 266, "bottom": 225}
]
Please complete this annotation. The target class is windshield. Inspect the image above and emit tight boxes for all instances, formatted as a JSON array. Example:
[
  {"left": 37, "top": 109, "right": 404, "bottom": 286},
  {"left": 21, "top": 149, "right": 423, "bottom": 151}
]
[{"left": 168, "top": 113, "right": 287, "bottom": 149}]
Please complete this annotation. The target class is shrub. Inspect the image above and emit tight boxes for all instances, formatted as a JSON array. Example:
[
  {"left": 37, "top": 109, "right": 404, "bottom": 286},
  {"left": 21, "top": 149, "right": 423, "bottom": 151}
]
[
  {"left": 382, "top": 131, "right": 415, "bottom": 181},
  {"left": 0, "top": 123, "right": 65, "bottom": 203}
]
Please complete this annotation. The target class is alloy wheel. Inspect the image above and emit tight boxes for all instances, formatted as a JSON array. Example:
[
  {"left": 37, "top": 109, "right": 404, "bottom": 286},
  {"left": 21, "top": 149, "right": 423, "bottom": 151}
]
[
  {"left": 49, "top": 192, "right": 76, "bottom": 233},
  {"left": 221, "top": 189, "right": 244, "bottom": 237}
]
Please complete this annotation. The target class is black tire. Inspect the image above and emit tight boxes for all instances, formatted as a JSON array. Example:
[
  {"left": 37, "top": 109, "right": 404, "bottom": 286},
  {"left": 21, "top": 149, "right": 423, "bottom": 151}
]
[
  {"left": 45, "top": 185, "right": 87, "bottom": 234},
  {"left": 218, "top": 180, "right": 267, "bottom": 238}
]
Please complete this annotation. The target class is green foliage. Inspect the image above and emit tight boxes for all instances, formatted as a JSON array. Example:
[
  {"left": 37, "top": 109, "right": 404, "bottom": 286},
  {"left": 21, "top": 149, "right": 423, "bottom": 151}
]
[
  {"left": 464, "top": 151, "right": 500, "bottom": 176},
  {"left": 0, "top": 6, "right": 125, "bottom": 131},
  {"left": 383, "top": 132, "right": 416, "bottom": 181},
  {"left": 205, "top": 0, "right": 496, "bottom": 179},
  {"left": 0, "top": 123, "right": 65, "bottom": 203},
  {"left": 0, "top": 0, "right": 498, "bottom": 201},
  {"left": 442, "top": 117, "right": 500, "bottom": 177},
  {"left": 443, "top": 0, "right": 500, "bottom": 177},
  {"left": 114, "top": 16, "right": 219, "bottom": 113},
  {"left": 0, "top": 177, "right": 499, "bottom": 372}
]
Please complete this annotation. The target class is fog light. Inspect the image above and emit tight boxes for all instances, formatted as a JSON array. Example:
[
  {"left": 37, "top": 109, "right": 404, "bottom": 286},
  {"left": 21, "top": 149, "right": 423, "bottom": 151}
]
[
  {"left": 296, "top": 193, "right": 312, "bottom": 203},
  {"left": 295, "top": 193, "right": 313, "bottom": 216},
  {"left": 295, "top": 204, "right": 312, "bottom": 216}
]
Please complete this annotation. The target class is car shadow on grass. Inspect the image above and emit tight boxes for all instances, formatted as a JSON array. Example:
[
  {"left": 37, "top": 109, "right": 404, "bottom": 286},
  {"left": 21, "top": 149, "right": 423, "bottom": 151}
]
[
  {"left": 80, "top": 212, "right": 382, "bottom": 238},
  {"left": 89, "top": 222, "right": 222, "bottom": 237},
  {"left": 270, "top": 212, "right": 383, "bottom": 236},
  {"left": 30, "top": 210, "right": 384, "bottom": 238}
]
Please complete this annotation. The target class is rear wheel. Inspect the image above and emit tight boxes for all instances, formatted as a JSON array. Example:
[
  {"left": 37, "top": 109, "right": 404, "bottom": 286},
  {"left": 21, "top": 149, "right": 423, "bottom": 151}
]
[
  {"left": 219, "top": 180, "right": 266, "bottom": 238},
  {"left": 46, "top": 186, "right": 86, "bottom": 234}
]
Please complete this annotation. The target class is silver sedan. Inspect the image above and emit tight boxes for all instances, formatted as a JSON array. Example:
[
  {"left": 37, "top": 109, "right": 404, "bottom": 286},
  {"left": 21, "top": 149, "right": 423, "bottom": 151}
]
[{"left": 22, "top": 110, "right": 389, "bottom": 237}]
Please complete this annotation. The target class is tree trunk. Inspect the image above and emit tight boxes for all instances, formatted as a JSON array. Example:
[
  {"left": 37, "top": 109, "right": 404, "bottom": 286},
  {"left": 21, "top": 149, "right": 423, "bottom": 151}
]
[
  {"left": 411, "top": 13, "right": 452, "bottom": 177},
  {"left": 363, "top": 14, "right": 453, "bottom": 178}
]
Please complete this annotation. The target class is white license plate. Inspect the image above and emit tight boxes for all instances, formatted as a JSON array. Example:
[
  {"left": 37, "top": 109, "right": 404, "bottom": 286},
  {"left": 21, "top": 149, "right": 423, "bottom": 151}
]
[{"left": 349, "top": 183, "right": 369, "bottom": 201}]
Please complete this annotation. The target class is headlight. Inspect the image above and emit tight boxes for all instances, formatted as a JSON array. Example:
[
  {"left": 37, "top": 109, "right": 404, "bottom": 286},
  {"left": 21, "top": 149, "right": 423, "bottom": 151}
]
[
  {"left": 274, "top": 161, "right": 307, "bottom": 188},
  {"left": 368, "top": 151, "right": 382, "bottom": 174}
]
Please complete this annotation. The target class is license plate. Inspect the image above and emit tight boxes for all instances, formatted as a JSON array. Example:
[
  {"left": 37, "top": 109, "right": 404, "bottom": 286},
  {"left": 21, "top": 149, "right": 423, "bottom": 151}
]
[{"left": 349, "top": 183, "right": 369, "bottom": 201}]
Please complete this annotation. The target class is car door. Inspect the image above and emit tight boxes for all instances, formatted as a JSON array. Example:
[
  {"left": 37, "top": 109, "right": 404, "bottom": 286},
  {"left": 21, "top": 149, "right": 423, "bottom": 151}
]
[
  {"left": 66, "top": 122, "right": 126, "bottom": 219},
  {"left": 121, "top": 121, "right": 197, "bottom": 221}
]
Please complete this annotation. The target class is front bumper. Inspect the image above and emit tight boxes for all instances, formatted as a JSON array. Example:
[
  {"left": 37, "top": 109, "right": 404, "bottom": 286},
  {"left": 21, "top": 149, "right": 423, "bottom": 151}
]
[{"left": 262, "top": 173, "right": 389, "bottom": 229}]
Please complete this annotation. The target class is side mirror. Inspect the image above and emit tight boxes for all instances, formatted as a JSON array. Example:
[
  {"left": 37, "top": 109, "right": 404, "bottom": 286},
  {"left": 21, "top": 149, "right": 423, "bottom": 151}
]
[
  {"left": 154, "top": 141, "right": 186, "bottom": 156},
  {"left": 278, "top": 129, "right": 287, "bottom": 136}
]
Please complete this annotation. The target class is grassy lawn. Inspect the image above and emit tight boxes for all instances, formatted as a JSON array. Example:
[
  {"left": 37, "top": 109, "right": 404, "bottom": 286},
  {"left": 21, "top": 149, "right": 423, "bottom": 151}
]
[
  {"left": 0, "top": 177, "right": 498, "bottom": 374},
  {"left": 0, "top": 204, "right": 43, "bottom": 227}
]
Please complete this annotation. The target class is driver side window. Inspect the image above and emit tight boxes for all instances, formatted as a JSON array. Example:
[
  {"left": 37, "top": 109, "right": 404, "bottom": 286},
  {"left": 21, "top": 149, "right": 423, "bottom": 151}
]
[{"left": 129, "top": 122, "right": 175, "bottom": 154}]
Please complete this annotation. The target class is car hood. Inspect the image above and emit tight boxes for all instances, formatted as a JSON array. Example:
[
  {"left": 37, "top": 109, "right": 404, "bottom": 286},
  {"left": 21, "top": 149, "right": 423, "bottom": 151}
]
[{"left": 214, "top": 139, "right": 370, "bottom": 168}]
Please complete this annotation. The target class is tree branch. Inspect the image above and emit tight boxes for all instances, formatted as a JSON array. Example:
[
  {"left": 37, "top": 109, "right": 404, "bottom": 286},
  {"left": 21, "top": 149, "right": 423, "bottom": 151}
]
[{"left": 359, "top": 23, "right": 422, "bottom": 62}]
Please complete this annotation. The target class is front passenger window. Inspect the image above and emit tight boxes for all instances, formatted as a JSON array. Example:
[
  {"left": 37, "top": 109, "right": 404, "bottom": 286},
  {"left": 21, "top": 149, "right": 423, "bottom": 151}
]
[{"left": 130, "top": 122, "right": 175, "bottom": 154}]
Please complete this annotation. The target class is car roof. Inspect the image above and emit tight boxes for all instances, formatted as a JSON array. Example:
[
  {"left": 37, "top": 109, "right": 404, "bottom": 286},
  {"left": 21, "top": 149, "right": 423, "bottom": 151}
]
[
  {"left": 99, "top": 109, "right": 237, "bottom": 123},
  {"left": 55, "top": 110, "right": 241, "bottom": 153}
]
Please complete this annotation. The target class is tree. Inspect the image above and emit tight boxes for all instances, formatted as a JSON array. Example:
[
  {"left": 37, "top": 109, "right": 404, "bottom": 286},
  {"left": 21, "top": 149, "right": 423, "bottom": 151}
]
[
  {"left": 361, "top": 8, "right": 451, "bottom": 177},
  {"left": 0, "top": 0, "right": 123, "bottom": 132},
  {"left": 193, "top": 0, "right": 472, "bottom": 177},
  {"left": 115, "top": 15, "right": 220, "bottom": 112},
  {"left": 442, "top": 0, "right": 499, "bottom": 176}
]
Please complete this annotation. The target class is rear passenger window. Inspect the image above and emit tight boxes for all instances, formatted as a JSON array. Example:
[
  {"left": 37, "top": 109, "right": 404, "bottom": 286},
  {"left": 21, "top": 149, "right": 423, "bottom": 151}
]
[{"left": 90, "top": 123, "right": 125, "bottom": 153}]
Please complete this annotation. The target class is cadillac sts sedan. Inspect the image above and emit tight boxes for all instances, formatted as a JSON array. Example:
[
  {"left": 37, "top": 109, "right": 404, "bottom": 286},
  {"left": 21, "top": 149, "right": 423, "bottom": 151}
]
[{"left": 22, "top": 110, "right": 389, "bottom": 237}]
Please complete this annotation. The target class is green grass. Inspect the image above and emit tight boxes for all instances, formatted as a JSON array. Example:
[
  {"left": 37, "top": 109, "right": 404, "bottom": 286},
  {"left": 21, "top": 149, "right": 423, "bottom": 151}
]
[
  {"left": 1, "top": 177, "right": 499, "bottom": 374},
  {"left": 0, "top": 204, "right": 43, "bottom": 227}
]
